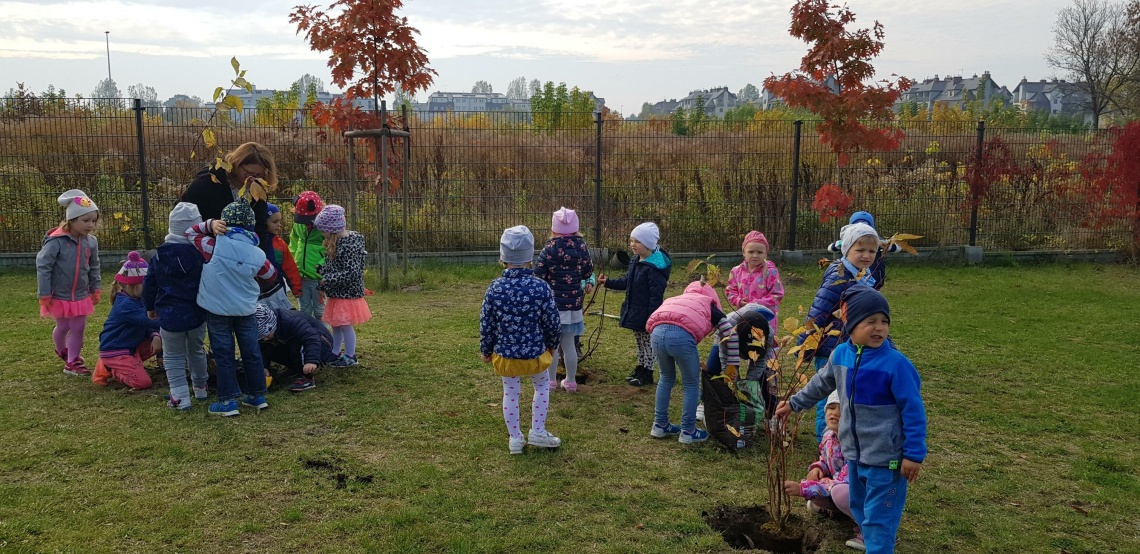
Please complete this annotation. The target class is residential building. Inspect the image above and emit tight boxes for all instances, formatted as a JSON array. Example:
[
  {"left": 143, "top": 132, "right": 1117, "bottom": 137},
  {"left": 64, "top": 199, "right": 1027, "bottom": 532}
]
[
  {"left": 222, "top": 86, "right": 376, "bottom": 121},
  {"left": 897, "top": 71, "right": 1012, "bottom": 111},
  {"left": 677, "top": 86, "right": 737, "bottom": 117},
  {"left": 758, "top": 75, "right": 839, "bottom": 110},
  {"left": 1009, "top": 78, "right": 1094, "bottom": 124}
]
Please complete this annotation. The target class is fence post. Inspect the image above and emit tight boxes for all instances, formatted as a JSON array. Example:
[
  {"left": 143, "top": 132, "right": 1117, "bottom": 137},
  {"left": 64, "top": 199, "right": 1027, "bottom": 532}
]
[
  {"left": 594, "top": 111, "right": 603, "bottom": 249},
  {"left": 787, "top": 120, "right": 803, "bottom": 251},
  {"left": 347, "top": 136, "right": 358, "bottom": 232},
  {"left": 379, "top": 100, "right": 389, "bottom": 290},
  {"left": 401, "top": 103, "right": 410, "bottom": 274},
  {"left": 970, "top": 120, "right": 984, "bottom": 247},
  {"left": 132, "top": 98, "right": 152, "bottom": 250}
]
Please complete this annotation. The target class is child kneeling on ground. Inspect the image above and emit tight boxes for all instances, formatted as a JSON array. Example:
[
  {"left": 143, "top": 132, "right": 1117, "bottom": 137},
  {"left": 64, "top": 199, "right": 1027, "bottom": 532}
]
[
  {"left": 702, "top": 303, "right": 775, "bottom": 449},
  {"left": 255, "top": 304, "right": 340, "bottom": 392},
  {"left": 93, "top": 252, "right": 161, "bottom": 389}
]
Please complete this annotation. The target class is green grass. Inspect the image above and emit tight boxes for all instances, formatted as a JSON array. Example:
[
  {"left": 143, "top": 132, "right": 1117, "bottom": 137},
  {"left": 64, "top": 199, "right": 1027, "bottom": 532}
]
[{"left": 0, "top": 263, "right": 1137, "bottom": 553}]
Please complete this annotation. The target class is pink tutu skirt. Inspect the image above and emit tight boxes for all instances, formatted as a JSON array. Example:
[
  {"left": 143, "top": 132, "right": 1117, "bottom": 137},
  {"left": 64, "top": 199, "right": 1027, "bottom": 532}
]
[
  {"left": 323, "top": 297, "right": 372, "bottom": 326},
  {"left": 41, "top": 297, "right": 94, "bottom": 319}
]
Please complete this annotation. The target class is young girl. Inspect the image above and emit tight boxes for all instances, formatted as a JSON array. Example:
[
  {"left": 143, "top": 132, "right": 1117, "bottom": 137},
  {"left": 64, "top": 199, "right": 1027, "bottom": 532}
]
[
  {"left": 143, "top": 202, "right": 209, "bottom": 408},
  {"left": 258, "top": 202, "right": 302, "bottom": 312},
  {"left": 290, "top": 191, "right": 326, "bottom": 318},
  {"left": 782, "top": 392, "right": 861, "bottom": 549},
  {"left": 480, "top": 225, "right": 562, "bottom": 454},
  {"left": 314, "top": 205, "right": 370, "bottom": 366},
  {"left": 599, "top": 222, "right": 671, "bottom": 387},
  {"left": 645, "top": 281, "right": 739, "bottom": 445},
  {"left": 36, "top": 189, "right": 102, "bottom": 376},
  {"left": 92, "top": 252, "right": 161, "bottom": 390},
  {"left": 534, "top": 207, "right": 594, "bottom": 392},
  {"left": 801, "top": 222, "right": 881, "bottom": 442},
  {"left": 827, "top": 211, "right": 899, "bottom": 290},
  {"left": 725, "top": 230, "right": 784, "bottom": 320}
]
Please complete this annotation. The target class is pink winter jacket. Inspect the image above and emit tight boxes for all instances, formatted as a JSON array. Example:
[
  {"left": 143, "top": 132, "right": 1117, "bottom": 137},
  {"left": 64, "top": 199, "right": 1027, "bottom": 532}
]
[
  {"left": 646, "top": 282, "right": 721, "bottom": 341},
  {"left": 725, "top": 260, "right": 784, "bottom": 318}
]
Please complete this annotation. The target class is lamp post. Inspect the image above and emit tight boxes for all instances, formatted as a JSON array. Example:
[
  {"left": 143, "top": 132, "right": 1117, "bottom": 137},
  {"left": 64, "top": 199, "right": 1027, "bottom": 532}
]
[{"left": 105, "top": 31, "right": 111, "bottom": 81}]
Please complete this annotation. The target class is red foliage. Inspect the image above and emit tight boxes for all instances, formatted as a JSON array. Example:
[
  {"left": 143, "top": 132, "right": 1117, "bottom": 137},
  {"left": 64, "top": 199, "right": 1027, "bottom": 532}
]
[
  {"left": 762, "top": 0, "right": 909, "bottom": 164},
  {"left": 1075, "top": 121, "right": 1140, "bottom": 252},
  {"left": 812, "top": 183, "right": 854, "bottom": 223},
  {"left": 965, "top": 137, "right": 1015, "bottom": 207}
]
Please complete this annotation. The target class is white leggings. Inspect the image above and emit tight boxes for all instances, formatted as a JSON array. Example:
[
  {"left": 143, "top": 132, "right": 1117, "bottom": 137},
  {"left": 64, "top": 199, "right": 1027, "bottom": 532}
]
[
  {"left": 501, "top": 372, "right": 551, "bottom": 439},
  {"left": 547, "top": 331, "right": 578, "bottom": 383}
]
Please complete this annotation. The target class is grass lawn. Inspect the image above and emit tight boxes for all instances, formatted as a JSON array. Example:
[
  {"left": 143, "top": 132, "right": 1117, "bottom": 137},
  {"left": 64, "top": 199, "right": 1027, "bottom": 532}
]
[{"left": 0, "top": 262, "right": 1137, "bottom": 553}]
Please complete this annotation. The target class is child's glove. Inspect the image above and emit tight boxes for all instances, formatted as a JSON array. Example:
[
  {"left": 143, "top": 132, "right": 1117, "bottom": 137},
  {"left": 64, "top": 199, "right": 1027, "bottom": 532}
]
[
  {"left": 39, "top": 296, "right": 53, "bottom": 311},
  {"left": 91, "top": 290, "right": 101, "bottom": 304}
]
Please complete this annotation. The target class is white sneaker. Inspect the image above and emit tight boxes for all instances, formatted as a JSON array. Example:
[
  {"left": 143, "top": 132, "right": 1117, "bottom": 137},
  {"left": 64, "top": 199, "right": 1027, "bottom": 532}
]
[
  {"left": 509, "top": 436, "right": 526, "bottom": 455},
  {"left": 527, "top": 429, "right": 561, "bottom": 449},
  {"left": 696, "top": 403, "right": 705, "bottom": 422}
]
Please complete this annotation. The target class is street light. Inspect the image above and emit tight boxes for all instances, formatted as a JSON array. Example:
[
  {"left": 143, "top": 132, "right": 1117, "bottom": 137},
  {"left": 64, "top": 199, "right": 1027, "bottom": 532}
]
[{"left": 105, "top": 31, "right": 111, "bottom": 81}]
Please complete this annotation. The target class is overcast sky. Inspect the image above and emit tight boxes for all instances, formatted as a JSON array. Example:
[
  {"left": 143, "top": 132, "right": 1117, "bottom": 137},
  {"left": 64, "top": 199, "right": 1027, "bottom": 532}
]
[{"left": 0, "top": 0, "right": 1075, "bottom": 114}]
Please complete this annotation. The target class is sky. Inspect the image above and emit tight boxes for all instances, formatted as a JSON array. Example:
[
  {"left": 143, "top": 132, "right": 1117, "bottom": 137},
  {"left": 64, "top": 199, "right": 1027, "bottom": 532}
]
[{"left": 0, "top": 0, "right": 1075, "bottom": 115}]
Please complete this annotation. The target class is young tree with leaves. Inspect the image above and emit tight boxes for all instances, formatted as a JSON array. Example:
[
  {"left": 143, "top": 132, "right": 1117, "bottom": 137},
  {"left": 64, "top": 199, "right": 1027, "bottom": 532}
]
[
  {"left": 506, "top": 76, "right": 528, "bottom": 99},
  {"left": 471, "top": 80, "right": 493, "bottom": 94},
  {"left": 738, "top": 83, "right": 760, "bottom": 104}
]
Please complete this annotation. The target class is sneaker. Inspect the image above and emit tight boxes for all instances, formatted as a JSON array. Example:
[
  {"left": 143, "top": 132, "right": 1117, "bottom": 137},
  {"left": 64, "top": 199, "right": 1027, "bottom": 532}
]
[
  {"left": 527, "top": 429, "right": 561, "bottom": 449},
  {"left": 624, "top": 366, "right": 641, "bottom": 383},
  {"left": 650, "top": 422, "right": 681, "bottom": 438},
  {"left": 208, "top": 400, "right": 240, "bottom": 417},
  {"left": 845, "top": 530, "right": 866, "bottom": 551},
  {"left": 807, "top": 500, "right": 836, "bottom": 519},
  {"left": 193, "top": 386, "right": 209, "bottom": 400},
  {"left": 696, "top": 403, "right": 705, "bottom": 422},
  {"left": 65, "top": 357, "right": 92, "bottom": 377},
  {"left": 508, "top": 436, "right": 526, "bottom": 455},
  {"left": 288, "top": 377, "right": 316, "bottom": 392},
  {"left": 560, "top": 378, "right": 577, "bottom": 392},
  {"left": 164, "top": 395, "right": 191, "bottom": 411},
  {"left": 679, "top": 428, "right": 709, "bottom": 444},
  {"left": 329, "top": 354, "right": 358, "bottom": 367},
  {"left": 241, "top": 394, "right": 269, "bottom": 410}
]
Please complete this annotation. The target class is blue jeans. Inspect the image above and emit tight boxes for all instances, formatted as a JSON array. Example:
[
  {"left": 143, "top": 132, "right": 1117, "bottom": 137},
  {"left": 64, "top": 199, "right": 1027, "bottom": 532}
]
[
  {"left": 300, "top": 278, "right": 324, "bottom": 319},
  {"left": 207, "top": 313, "right": 266, "bottom": 402},
  {"left": 848, "top": 461, "right": 909, "bottom": 554},
  {"left": 162, "top": 323, "right": 208, "bottom": 403},
  {"left": 650, "top": 324, "right": 701, "bottom": 432}
]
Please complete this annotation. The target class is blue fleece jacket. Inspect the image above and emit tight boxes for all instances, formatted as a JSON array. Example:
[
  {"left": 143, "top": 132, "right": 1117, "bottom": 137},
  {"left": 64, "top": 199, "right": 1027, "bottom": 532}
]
[
  {"left": 604, "top": 248, "right": 671, "bottom": 332},
  {"left": 789, "top": 339, "right": 928, "bottom": 468},
  {"left": 142, "top": 242, "right": 207, "bottom": 332},
  {"left": 99, "top": 293, "right": 161, "bottom": 354}
]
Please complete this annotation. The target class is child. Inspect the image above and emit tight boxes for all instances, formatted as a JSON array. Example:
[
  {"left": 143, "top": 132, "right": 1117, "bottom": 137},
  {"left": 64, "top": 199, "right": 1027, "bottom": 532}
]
[
  {"left": 782, "top": 391, "right": 859, "bottom": 547},
  {"left": 188, "top": 200, "right": 278, "bottom": 416},
  {"left": 827, "top": 211, "right": 899, "bottom": 290},
  {"left": 777, "top": 285, "right": 927, "bottom": 554},
  {"left": 599, "top": 222, "right": 671, "bottom": 387},
  {"left": 258, "top": 202, "right": 302, "bottom": 312},
  {"left": 645, "top": 281, "right": 739, "bottom": 445},
  {"left": 290, "top": 191, "right": 327, "bottom": 319},
  {"left": 254, "top": 304, "right": 339, "bottom": 392},
  {"left": 725, "top": 230, "right": 785, "bottom": 320},
  {"left": 534, "top": 207, "right": 594, "bottom": 392},
  {"left": 314, "top": 205, "right": 371, "bottom": 366},
  {"left": 36, "top": 189, "right": 102, "bottom": 376},
  {"left": 143, "top": 202, "right": 209, "bottom": 409},
  {"left": 702, "top": 303, "right": 776, "bottom": 449},
  {"left": 801, "top": 222, "right": 881, "bottom": 442},
  {"left": 480, "top": 225, "right": 562, "bottom": 455},
  {"left": 92, "top": 252, "right": 161, "bottom": 390}
]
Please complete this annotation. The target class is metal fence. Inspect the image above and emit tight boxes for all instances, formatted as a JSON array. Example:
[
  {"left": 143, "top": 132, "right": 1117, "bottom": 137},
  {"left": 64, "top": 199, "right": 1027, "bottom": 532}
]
[{"left": 0, "top": 97, "right": 1132, "bottom": 258}]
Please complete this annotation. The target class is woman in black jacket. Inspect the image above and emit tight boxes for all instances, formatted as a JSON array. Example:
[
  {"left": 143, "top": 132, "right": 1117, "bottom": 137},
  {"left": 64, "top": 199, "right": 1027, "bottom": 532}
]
[{"left": 180, "top": 142, "right": 277, "bottom": 260}]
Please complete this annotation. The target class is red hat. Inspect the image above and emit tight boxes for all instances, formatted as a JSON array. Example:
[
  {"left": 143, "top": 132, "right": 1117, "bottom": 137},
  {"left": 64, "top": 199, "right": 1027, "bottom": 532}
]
[
  {"left": 293, "top": 191, "right": 324, "bottom": 225},
  {"left": 742, "top": 230, "right": 769, "bottom": 251}
]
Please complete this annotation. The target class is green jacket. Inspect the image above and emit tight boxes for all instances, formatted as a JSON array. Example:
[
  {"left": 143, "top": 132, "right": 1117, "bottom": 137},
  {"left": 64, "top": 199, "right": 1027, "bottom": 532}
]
[{"left": 289, "top": 222, "right": 326, "bottom": 280}]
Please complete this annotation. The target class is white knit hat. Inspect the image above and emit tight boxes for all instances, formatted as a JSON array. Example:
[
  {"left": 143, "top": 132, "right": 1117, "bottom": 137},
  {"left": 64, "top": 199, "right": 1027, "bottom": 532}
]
[
  {"left": 630, "top": 222, "right": 659, "bottom": 251},
  {"left": 166, "top": 202, "right": 202, "bottom": 244},
  {"left": 58, "top": 189, "right": 98, "bottom": 220},
  {"left": 826, "top": 390, "right": 841, "bottom": 406},
  {"left": 840, "top": 223, "right": 879, "bottom": 258}
]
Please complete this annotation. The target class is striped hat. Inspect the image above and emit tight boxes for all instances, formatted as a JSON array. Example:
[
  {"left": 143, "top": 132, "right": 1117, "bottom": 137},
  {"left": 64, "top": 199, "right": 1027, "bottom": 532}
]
[
  {"left": 255, "top": 304, "right": 278, "bottom": 339},
  {"left": 115, "top": 251, "right": 148, "bottom": 285}
]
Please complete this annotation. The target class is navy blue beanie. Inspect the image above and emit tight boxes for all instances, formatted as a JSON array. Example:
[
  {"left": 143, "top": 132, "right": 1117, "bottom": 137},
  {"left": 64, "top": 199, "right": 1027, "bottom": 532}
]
[{"left": 841, "top": 284, "right": 890, "bottom": 335}]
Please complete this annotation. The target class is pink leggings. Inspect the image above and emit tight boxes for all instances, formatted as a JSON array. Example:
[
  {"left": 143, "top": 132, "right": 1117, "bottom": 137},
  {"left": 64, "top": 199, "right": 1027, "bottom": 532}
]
[
  {"left": 810, "top": 483, "right": 853, "bottom": 520},
  {"left": 501, "top": 372, "right": 551, "bottom": 439},
  {"left": 52, "top": 315, "right": 88, "bottom": 364}
]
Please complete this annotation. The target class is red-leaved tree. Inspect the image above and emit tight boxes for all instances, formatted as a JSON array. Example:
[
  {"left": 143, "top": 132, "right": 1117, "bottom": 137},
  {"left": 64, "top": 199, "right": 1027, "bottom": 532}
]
[
  {"left": 1076, "top": 121, "right": 1140, "bottom": 256},
  {"left": 763, "top": 0, "right": 910, "bottom": 191}
]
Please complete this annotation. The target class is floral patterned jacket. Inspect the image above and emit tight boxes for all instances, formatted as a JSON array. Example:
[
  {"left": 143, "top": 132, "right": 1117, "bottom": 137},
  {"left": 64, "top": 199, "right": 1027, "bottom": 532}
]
[
  {"left": 798, "top": 429, "right": 850, "bottom": 499},
  {"left": 480, "top": 268, "right": 560, "bottom": 360}
]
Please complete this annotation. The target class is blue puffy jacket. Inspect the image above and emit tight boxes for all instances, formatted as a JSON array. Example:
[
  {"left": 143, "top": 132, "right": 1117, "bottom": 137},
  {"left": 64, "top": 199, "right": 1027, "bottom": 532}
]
[
  {"left": 100, "top": 293, "right": 161, "bottom": 354},
  {"left": 797, "top": 259, "right": 859, "bottom": 359},
  {"left": 534, "top": 235, "right": 594, "bottom": 312},
  {"left": 143, "top": 242, "right": 207, "bottom": 333},
  {"left": 604, "top": 248, "right": 671, "bottom": 332}
]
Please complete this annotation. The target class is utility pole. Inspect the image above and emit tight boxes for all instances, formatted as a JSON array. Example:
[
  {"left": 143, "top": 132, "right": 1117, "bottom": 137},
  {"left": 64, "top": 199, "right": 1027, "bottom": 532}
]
[{"left": 105, "top": 31, "right": 112, "bottom": 81}]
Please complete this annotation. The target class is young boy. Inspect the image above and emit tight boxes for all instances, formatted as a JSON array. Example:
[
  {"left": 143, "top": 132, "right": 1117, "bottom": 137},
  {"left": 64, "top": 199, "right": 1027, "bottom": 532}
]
[
  {"left": 253, "top": 304, "right": 340, "bottom": 393},
  {"left": 289, "top": 191, "right": 326, "bottom": 319},
  {"left": 827, "top": 211, "right": 899, "bottom": 290},
  {"left": 777, "top": 285, "right": 927, "bottom": 554},
  {"left": 187, "top": 200, "right": 278, "bottom": 416}
]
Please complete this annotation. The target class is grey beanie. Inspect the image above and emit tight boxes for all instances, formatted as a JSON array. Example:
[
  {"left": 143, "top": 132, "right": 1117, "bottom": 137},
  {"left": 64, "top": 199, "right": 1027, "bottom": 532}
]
[
  {"left": 166, "top": 202, "right": 203, "bottom": 244},
  {"left": 58, "top": 189, "right": 98, "bottom": 220},
  {"left": 499, "top": 225, "right": 535, "bottom": 265}
]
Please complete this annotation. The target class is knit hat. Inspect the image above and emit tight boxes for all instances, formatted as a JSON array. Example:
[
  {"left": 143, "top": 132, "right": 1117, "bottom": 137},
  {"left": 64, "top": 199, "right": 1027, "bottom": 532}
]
[
  {"left": 58, "top": 189, "right": 98, "bottom": 220},
  {"left": 221, "top": 200, "right": 255, "bottom": 229},
  {"left": 551, "top": 207, "right": 579, "bottom": 235},
  {"left": 849, "top": 211, "right": 875, "bottom": 228},
  {"left": 826, "top": 390, "right": 841, "bottom": 406},
  {"left": 254, "top": 304, "right": 278, "bottom": 339},
  {"left": 684, "top": 280, "right": 721, "bottom": 311},
  {"left": 499, "top": 225, "right": 535, "bottom": 265},
  {"left": 266, "top": 202, "right": 280, "bottom": 216},
  {"left": 166, "top": 202, "right": 202, "bottom": 244},
  {"left": 742, "top": 230, "right": 769, "bottom": 251},
  {"left": 840, "top": 284, "right": 890, "bottom": 335},
  {"left": 630, "top": 222, "right": 659, "bottom": 251},
  {"left": 840, "top": 222, "right": 879, "bottom": 258},
  {"left": 115, "top": 251, "right": 148, "bottom": 285},
  {"left": 314, "top": 205, "right": 347, "bottom": 233},
  {"left": 293, "top": 191, "right": 324, "bottom": 225}
]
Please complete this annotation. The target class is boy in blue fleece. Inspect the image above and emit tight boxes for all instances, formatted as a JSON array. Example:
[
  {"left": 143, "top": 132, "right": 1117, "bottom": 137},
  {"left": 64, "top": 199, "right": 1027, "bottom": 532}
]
[{"left": 777, "top": 285, "right": 927, "bottom": 554}]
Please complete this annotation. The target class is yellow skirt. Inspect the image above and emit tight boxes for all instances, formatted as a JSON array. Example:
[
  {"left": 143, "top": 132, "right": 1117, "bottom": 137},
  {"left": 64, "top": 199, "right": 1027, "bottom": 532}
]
[{"left": 492, "top": 352, "right": 553, "bottom": 377}]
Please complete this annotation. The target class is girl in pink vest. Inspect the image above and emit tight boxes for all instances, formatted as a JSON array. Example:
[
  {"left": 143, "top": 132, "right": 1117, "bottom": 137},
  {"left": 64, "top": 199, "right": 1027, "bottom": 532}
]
[{"left": 645, "top": 281, "right": 739, "bottom": 444}]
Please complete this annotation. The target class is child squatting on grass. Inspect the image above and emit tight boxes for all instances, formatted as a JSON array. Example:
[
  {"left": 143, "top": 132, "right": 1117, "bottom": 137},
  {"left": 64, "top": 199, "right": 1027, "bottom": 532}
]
[
  {"left": 480, "top": 225, "right": 563, "bottom": 455},
  {"left": 254, "top": 304, "right": 340, "bottom": 393},
  {"left": 599, "top": 221, "right": 672, "bottom": 388},
  {"left": 777, "top": 285, "right": 928, "bottom": 554},
  {"left": 92, "top": 252, "right": 162, "bottom": 390},
  {"left": 37, "top": 189, "right": 102, "bottom": 377},
  {"left": 534, "top": 207, "right": 594, "bottom": 393}
]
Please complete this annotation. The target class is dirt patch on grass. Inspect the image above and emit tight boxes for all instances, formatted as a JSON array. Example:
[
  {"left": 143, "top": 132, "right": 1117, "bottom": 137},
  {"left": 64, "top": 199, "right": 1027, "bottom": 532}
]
[{"left": 704, "top": 504, "right": 822, "bottom": 553}]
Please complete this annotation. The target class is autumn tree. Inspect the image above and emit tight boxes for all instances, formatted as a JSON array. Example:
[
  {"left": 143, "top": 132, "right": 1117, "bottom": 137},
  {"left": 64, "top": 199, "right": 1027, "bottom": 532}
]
[
  {"left": 1076, "top": 120, "right": 1140, "bottom": 256},
  {"left": 91, "top": 77, "right": 123, "bottom": 111},
  {"left": 528, "top": 78, "right": 542, "bottom": 97},
  {"left": 763, "top": 0, "right": 909, "bottom": 201},
  {"left": 530, "top": 81, "right": 595, "bottom": 131}
]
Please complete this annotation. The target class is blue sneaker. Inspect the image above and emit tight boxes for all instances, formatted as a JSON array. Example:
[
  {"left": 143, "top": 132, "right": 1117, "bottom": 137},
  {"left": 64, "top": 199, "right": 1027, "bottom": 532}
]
[
  {"left": 679, "top": 428, "right": 709, "bottom": 444},
  {"left": 208, "top": 400, "right": 240, "bottom": 417},
  {"left": 241, "top": 394, "right": 269, "bottom": 410},
  {"left": 650, "top": 422, "right": 681, "bottom": 438},
  {"left": 329, "top": 354, "right": 358, "bottom": 367}
]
